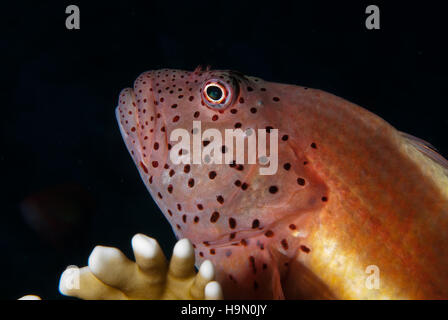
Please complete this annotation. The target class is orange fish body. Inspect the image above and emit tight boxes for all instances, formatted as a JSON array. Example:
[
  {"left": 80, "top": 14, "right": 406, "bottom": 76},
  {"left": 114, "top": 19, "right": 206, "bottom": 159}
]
[{"left": 116, "top": 68, "right": 448, "bottom": 299}]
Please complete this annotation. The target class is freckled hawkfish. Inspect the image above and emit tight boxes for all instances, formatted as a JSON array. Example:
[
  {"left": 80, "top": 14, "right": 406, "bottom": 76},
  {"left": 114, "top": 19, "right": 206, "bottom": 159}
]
[{"left": 116, "top": 67, "right": 448, "bottom": 299}]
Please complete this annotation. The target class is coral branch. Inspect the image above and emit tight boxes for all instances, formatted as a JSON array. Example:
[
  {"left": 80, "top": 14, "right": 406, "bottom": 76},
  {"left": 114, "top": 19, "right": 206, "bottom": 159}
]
[{"left": 57, "top": 234, "right": 223, "bottom": 300}]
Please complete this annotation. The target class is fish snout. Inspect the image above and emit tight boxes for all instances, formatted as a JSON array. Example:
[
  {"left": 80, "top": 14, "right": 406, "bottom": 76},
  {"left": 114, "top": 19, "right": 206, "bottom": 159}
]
[{"left": 115, "top": 85, "right": 157, "bottom": 166}]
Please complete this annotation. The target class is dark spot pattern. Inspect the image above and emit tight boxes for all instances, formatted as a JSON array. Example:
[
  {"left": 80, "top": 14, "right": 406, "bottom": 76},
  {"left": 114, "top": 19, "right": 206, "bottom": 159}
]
[
  {"left": 249, "top": 256, "right": 257, "bottom": 274},
  {"left": 118, "top": 69, "right": 319, "bottom": 299},
  {"left": 209, "top": 171, "right": 217, "bottom": 179},
  {"left": 269, "top": 186, "right": 278, "bottom": 194},
  {"left": 265, "top": 230, "right": 274, "bottom": 238},
  {"left": 281, "top": 239, "right": 288, "bottom": 250},
  {"left": 300, "top": 245, "right": 311, "bottom": 253},
  {"left": 252, "top": 219, "right": 260, "bottom": 229},
  {"left": 210, "top": 211, "right": 220, "bottom": 223}
]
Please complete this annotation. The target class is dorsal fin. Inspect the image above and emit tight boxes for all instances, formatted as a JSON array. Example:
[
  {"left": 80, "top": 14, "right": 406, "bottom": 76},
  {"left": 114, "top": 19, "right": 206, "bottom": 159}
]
[{"left": 399, "top": 131, "right": 448, "bottom": 171}]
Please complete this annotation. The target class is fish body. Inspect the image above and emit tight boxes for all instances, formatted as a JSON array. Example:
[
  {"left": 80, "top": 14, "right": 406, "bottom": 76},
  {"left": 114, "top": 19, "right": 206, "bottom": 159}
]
[{"left": 116, "top": 68, "right": 448, "bottom": 299}]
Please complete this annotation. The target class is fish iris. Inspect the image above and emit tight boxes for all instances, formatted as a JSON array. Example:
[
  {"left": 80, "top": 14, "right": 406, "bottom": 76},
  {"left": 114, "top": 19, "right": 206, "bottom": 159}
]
[{"left": 206, "top": 85, "right": 223, "bottom": 101}]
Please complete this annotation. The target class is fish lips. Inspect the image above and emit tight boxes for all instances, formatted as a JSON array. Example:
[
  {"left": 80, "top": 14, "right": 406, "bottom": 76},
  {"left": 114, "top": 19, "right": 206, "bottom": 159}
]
[{"left": 115, "top": 86, "right": 159, "bottom": 164}]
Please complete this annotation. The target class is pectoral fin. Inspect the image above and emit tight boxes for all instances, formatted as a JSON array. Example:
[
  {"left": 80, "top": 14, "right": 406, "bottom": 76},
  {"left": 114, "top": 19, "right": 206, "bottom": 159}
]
[{"left": 400, "top": 131, "right": 448, "bottom": 174}]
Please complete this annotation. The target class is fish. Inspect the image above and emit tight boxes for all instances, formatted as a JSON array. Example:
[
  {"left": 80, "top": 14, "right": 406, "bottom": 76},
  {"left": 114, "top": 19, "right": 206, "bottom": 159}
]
[{"left": 115, "top": 67, "right": 448, "bottom": 299}]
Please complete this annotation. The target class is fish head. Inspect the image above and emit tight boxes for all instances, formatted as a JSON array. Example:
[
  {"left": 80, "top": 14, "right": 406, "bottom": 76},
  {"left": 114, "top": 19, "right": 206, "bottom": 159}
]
[{"left": 116, "top": 68, "right": 328, "bottom": 298}]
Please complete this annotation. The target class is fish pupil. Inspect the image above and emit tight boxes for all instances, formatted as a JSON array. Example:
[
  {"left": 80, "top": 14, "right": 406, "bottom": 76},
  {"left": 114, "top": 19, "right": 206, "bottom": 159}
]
[{"left": 206, "top": 85, "right": 223, "bottom": 101}]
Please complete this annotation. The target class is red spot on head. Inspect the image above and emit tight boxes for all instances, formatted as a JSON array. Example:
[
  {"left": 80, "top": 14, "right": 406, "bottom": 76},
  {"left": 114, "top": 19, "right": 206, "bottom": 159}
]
[
  {"left": 300, "top": 245, "right": 311, "bottom": 253},
  {"left": 139, "top": 162, "right": 148, "bottom": 174},
  {"left": 269, "top": 186, "right": 278, "bottom": 194},
  {"left": 210, "top": 211, "right": 220, "bottom": 223},
  {"left": 249, "top": 256, "right": 257, "bottom": 274},
  {"left": 209, "top": 171, "right": 217, "bottom": 179},
  {"left": 281, "top": 239, "right": 289, "bottom": 250},
  {"left": 265, "top": 230, "right": 274, "bottom": 238},
  {"left": 252, "top": 219, "right": 260, "bottom": 229}
]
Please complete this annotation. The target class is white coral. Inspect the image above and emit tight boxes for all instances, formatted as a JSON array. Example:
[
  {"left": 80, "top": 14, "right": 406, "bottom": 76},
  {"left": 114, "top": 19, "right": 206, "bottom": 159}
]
[{"left": 19, "top": 234, "right": 222, "bottom": 300}]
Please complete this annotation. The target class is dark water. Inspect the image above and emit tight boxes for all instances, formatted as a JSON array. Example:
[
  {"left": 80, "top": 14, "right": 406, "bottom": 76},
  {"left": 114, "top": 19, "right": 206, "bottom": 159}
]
[{"left": 1, "top": 2, "right": 447, "bottom": 299}]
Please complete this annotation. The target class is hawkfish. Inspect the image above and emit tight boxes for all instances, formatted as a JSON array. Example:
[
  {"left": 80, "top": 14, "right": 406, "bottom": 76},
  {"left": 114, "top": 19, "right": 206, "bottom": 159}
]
[{"left": 115, "top": 67, "right": 448, "bottom": 299}]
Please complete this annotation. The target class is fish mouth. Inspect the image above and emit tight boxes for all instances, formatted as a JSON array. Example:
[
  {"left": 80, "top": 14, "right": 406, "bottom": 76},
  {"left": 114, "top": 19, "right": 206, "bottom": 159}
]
[
  {"left": 115, "top": 103, "right": 131, "bottom": 144},
  {"left": 115, "top": 89, "right": 143, "bottom": 152},
  {"left": 115, "top": 81, "right": 160, "bottom": 163}
]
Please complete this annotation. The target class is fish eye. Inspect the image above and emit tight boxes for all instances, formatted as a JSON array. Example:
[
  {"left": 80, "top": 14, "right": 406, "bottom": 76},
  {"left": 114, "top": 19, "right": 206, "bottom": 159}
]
[
  {"left": 202, "top": 79, "right": 235, "bottom": 110},
  {"left": 205, "top": 84, "right": 224, "bottom": 102}
]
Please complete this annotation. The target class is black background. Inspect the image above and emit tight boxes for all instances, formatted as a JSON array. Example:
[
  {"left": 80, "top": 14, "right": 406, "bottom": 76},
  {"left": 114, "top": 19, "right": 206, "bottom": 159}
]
[{"left": 1, "top": 1, "right": 447, "bottom": 299}]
